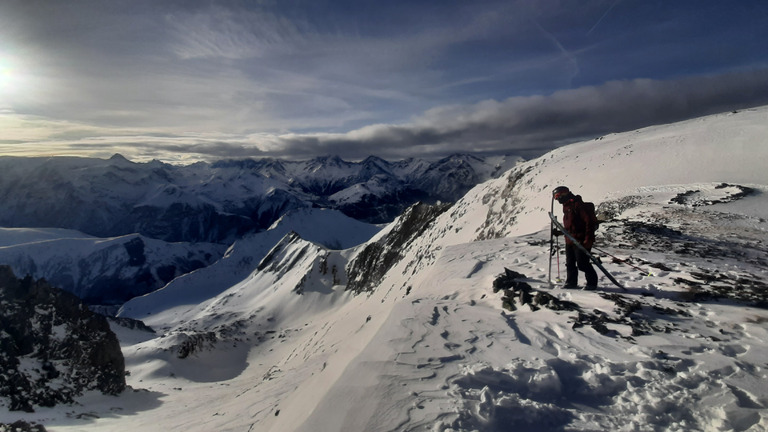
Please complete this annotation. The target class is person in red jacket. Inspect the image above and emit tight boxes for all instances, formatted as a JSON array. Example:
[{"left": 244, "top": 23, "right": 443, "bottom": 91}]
[{"left": 553, "top": 186, "right": 598, "bottom": 289}]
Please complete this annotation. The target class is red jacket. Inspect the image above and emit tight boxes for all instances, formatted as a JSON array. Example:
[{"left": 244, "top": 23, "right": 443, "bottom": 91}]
[{"left": 561, "top": 195, "right": 595, "bottom": 248}]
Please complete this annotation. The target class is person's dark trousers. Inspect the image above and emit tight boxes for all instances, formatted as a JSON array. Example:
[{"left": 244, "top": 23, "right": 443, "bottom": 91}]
[{"left": 565, "top": 243, "right": 598, "bottom": 287}]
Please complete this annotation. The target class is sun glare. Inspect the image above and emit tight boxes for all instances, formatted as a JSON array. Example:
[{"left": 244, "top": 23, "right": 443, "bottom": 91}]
[
  {"left": 0, "top": 65, "right": 11, "bottom": 90},
  {"left": 0, "top": 56, "right": 26, "bottom": 98}
]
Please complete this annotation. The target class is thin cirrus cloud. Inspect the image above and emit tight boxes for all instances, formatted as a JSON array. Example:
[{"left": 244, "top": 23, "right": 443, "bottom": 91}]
[{"left": 0, "top": 0, "right": 766, "bottom": 162}]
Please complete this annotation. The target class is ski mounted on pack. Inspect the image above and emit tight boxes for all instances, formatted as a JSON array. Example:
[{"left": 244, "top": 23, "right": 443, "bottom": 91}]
[
  {"left": 548, "top": 195, "right": 555, "bottom": 286},
  {"left": 548, "top": 212, "right": 626, "bottom": 291},
  {"left": 548, "top": 195, "right": 563, "bottom": 286}
]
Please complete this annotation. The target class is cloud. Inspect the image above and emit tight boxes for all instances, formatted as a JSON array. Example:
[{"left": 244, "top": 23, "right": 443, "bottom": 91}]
[
  {"left": 2, "top": 69, "right": 767, "bottom": 163},
  {"left": 165, "top": 5, "right": 308, "bottom": 60},
  {"left": 254, "top": 68, "right": 768, "bottom": 160},
  {"left": 1, "top": 1, "right": 767, "bottom": 163},
  {"left": 0, "top": 0, "right": 594, "bottom": 136}
]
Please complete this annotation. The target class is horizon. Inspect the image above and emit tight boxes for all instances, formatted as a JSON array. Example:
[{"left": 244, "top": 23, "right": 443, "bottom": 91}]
[
  {"left": 1, "top": 1, "right": 767, "bottom": 163},
  {"left": 0, "top": 149, "right": 515, "bottom": 166}
]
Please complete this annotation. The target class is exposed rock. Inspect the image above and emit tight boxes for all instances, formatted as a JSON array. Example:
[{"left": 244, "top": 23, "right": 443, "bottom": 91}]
[
  {"left": 108, "top": 316, "right": 156, "bottom": 334},
  {"left": 669, "top": 183, "right": 754, "bottom": 206},
  {"left": 0, "top": 266, "right": 125, "bottom": 412},
  {"left": 492, "top": 268, "right": 674, "bottom": 339},
  {"left": 176, "top": 332, "right": 219, "bottom": 359},
  {"left": 346, "top": 202, "right": 452, "bottom": 294},
  {"left": 493, "top": 268, "right": 579, "bottom": 313},
  {"left": 0, "top": 421, "right": 48, "bottom": 432}
]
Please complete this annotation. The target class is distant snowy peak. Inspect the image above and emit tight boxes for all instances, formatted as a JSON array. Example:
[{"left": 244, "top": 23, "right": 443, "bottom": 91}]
[
  {"left": 268, "top": 207, "right": 382, "bottom": 250},
  {"left": 217, "top": 153, "right": 519, "bottom": 200},
  {"left": 0, "top": 227, "right": 94, "bottom": 247}
]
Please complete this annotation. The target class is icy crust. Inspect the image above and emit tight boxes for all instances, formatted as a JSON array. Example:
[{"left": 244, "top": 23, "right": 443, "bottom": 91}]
[
  {"left": 359, "top": 217, "right": 768, "bottom": 432},
  {"left": 429, "top": 185, "right": 768, "bottom": 431}
]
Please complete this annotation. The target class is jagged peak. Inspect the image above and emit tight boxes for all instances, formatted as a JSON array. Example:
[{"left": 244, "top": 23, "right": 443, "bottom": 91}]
[
  {"left": 257, "top": 231, "right": 308, "bottom": 272},
  {"left": 305, "top": 155, "right": 351, "bottom": 172},
  {"left": 361, "top": 155, "right": 389, "bottom": 165},
  {"left": 109, "top": 153, "right": 132, "bottom": 163},
  {"left": 438, "top": 153, "right": 483, "bottom": 162}
]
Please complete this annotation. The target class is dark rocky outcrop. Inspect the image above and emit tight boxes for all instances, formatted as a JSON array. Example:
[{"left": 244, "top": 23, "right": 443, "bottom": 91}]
[
  {"left": 346, "top": 202, "right": 452, "bottom": 294},
  {"left": 493, "top": 268, "right": 580, "bottom": 312},
  {"left": 0, "top": 421, "right": 48, "bottom": 432},
  {"left": 0, "top": 267, "right": 125, "bottom": 412}
]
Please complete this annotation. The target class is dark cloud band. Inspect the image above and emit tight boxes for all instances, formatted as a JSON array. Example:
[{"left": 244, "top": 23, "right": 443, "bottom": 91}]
[{"left": 257, "top": 68, "right": 768, "bottom": 160}]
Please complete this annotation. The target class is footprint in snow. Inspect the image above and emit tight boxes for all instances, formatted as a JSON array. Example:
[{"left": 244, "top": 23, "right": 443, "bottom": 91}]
[{"left": 719, "top": 344, "right": 748, "bottom": 357}]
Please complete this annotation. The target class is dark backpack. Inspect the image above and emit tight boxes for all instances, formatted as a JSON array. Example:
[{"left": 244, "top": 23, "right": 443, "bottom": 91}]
[{"left": 583, "top": 201, "right": 599, "bottom": 231}]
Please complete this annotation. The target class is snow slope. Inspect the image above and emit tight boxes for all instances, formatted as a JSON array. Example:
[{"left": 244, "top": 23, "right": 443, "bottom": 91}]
[{"left": 2, "top": 106, "right": 768, "bottom": 431}]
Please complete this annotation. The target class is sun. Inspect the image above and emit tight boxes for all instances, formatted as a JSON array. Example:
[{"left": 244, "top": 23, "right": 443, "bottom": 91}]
[
  {"left": 0, "top": 56, "right": 25, "bottom": 98},
  {"left": 0, "top": 66, "right": 12, "bottom": 88}
]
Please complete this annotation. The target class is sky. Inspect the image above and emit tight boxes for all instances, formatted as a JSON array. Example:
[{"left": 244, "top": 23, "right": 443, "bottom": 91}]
[{"left": 0, "top": 0, "right": 767, "bottom": 163}]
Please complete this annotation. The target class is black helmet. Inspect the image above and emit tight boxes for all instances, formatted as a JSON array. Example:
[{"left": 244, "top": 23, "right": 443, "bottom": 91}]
[{"left": 552, "top": 186, "right": 570, "bottom": 200}]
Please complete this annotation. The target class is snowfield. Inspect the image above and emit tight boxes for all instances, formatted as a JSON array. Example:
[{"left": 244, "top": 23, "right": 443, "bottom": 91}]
[{"left": 2, "top": 107, "right": 768, "bottom": 431}]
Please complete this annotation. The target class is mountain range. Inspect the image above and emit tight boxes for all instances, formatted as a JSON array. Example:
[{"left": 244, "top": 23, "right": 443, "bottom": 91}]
[{"left": 0, "top": 153, "right": 518, "bottom": 244}]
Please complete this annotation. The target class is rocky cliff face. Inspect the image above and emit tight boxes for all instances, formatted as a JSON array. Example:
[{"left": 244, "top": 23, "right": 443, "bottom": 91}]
[
  {"left": 346, "top": 202, "right": 452, "bottom": 294},
  {"left": 0, "top": 267, "right": 125, "bottom": 412}
]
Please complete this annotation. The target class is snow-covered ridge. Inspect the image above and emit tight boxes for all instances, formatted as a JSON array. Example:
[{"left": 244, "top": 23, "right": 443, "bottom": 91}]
[
  {"left": 444, "top": 106, "right": 768, "bottom": 245},
  {"left": 118, "top": 207, "right": 378, "bottom": 324},
  {"left": 269, "top": 107, "right": 768, "bottom": 431}
]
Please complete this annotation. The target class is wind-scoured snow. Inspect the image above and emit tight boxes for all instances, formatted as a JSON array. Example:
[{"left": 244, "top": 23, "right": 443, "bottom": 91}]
[{"left": 2, "top": 107, "right": 768, "bottom": 431}]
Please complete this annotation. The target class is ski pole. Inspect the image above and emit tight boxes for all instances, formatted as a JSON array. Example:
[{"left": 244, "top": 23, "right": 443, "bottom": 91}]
[
  {"left": 592, "top": 246, "right": 654, "bottom": 276},
  {"left": 555, "top": 234, "right": 561, "bottom": 282}
]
